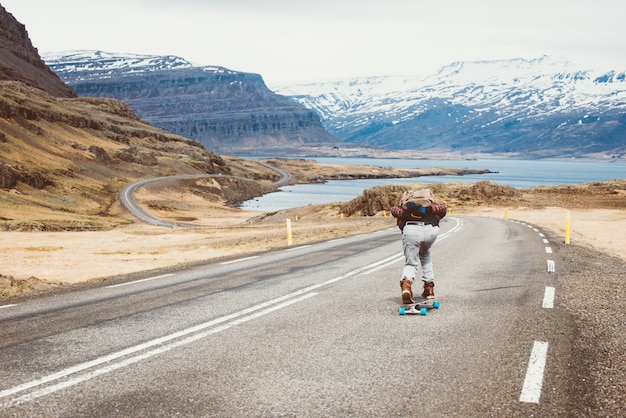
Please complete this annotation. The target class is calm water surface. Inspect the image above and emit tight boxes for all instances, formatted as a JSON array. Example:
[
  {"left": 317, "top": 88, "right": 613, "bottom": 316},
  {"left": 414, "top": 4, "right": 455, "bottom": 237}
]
[{"left": 240, "top": 157, "right": 626, "bottom": 212}]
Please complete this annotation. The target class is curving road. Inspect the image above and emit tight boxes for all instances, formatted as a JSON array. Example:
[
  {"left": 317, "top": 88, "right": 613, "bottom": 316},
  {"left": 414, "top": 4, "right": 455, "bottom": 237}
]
[
  {"left": 0, "top": 216, "right": 582, "bottom": 416},
  {"left": 119, "top": 161, "right": 292, "bottom": 228}
]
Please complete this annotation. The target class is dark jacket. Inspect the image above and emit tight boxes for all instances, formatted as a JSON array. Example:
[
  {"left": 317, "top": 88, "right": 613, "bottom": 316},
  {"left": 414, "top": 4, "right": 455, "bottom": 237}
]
[{"left": 391, "top": 202, "right": 447, "bottom": 230}]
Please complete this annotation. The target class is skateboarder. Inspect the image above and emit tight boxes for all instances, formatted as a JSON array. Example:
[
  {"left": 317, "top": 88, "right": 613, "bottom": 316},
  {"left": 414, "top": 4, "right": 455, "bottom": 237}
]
[{"left": 391, "top": 189, "right": 447, "bottom": 303}]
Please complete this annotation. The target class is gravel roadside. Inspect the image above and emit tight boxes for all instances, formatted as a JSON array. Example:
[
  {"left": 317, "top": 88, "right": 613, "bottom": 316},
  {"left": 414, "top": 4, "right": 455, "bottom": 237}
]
[{"left": 544, "top": 227, "right": 625, "bottom": 416}]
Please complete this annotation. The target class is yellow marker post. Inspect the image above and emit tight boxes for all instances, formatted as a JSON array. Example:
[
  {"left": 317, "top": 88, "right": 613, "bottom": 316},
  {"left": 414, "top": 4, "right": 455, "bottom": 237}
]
[
  {"left": 504, "top": 210, "right": 508, "bottom": 219},
  {"left": 286, "top": 218, "right": 293, "bottom": 246},
  {"left": 565, "top": 211, "right": 571, "bottom": 245}
]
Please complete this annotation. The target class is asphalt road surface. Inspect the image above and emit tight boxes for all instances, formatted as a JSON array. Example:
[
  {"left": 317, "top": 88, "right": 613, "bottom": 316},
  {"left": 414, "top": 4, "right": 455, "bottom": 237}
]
[{"left": 0, "top": 216, "right": 577, "bottom": 416}]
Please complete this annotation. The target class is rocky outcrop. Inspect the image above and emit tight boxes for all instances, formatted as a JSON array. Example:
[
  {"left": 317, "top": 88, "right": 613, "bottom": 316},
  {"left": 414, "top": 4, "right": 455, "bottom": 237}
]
[
  {"left": 0, "top": 5, "right": 75, "bottom": 98},
  {"left": 0, "top": 162, "right": 53, "bottom": 189}
]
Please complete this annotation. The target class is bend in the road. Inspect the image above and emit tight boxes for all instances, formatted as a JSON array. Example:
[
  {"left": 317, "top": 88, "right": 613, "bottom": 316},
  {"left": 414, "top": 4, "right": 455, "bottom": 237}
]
[{"left": 119, "top": 160, "right": 290, "bottom": 228}]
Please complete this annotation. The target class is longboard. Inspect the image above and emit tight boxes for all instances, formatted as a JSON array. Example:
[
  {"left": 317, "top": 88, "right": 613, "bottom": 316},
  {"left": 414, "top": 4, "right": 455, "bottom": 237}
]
[{"left": 398, "top": 298, "right": 440, "bottom": 316}]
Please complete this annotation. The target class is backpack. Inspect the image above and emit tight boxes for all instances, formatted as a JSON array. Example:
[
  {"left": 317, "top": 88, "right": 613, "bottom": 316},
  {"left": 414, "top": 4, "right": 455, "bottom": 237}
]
[{"left": 400, "top": 189, "right": 435, "bottom": 210}]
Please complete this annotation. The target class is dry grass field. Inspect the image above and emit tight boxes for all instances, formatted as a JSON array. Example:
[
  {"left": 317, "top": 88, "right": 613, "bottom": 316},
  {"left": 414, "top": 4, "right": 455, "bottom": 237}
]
[{"left": 1, "top": 178, "right": 624, "bottom": 297}]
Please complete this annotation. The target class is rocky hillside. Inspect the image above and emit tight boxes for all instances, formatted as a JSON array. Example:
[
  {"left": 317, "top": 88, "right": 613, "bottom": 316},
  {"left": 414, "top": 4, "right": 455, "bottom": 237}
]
[
  {"left": 0, "top": 79, "right": 247, "bottom": 228},
  {"left": 0, "top": 5, "right": 278, "bottom": 229},
  {"left": 44, "top": 51, "right": 338, "bottom": 153}
]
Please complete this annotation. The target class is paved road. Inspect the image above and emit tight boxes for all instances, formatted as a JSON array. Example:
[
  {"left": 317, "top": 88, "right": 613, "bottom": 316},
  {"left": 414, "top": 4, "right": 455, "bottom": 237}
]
[
  {"left": 119, "top": 161, "right": 292, "bottom": 228},
  {"left": 0, "top": 216, "right": 576, "bottom": 416}
]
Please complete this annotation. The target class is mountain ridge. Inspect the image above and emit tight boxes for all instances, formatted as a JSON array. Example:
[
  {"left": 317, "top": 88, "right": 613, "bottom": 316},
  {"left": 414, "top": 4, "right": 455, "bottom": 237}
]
[
  {"left": 44, "top": 50, "right": 338, "bottom": 154},
  {"left": 273, "top": 56, "right": 626, "bottom": 158},
  {"left": 45, "top": 50, "right": 626, "bottom": 158}
]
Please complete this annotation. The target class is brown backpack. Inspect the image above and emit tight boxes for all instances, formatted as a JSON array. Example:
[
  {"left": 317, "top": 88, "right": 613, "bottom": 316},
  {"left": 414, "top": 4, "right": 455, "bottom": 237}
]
[{"left": 399, "top": 189, "right": 435, "bottom": 210}]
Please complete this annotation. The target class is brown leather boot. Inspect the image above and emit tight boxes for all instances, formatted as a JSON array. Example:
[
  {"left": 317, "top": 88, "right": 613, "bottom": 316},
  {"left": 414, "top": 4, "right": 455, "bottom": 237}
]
[
  {"left": 400, "top": 278, "right": 414, "bottom": 304},
  {"left": 421, "top": 281, "right": 435, "bottom": 300}
]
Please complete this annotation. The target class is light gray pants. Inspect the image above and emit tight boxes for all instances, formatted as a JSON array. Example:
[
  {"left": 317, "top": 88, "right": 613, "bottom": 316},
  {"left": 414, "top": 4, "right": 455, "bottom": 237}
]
[{"left": 401, "top": 224, "right": 439, "bottom": 283}]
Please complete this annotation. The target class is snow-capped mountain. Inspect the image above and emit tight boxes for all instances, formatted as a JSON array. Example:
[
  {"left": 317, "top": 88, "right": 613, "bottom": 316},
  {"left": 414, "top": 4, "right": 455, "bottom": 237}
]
[
  {"left": 43, "top": 51, "right": 336, "bottom": 153},
  {"left": 274, "top": 56, "right": 626, "bottom": 158},
  {"left": 45, "top": 52, "right": 626, "bottom": 158},
  {"left": 44, "top": 50, "right": 190, "bottom": 72}
]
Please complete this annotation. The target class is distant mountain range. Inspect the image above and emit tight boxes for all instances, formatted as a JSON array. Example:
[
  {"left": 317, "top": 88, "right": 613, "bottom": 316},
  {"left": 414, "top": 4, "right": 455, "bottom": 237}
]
[
  {"left": 45, "top": 51, "right": 626, "bottom": 159},
  {"left": 43, "top": 51, "right": 337, "bottom": 154},
  {"left": 273, "top": 56, "right": 626, "bottom": 158}
]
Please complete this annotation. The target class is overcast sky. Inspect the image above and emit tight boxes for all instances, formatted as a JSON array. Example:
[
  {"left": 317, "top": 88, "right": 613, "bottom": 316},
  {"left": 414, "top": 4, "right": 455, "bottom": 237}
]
[{"left": 3, "top": 0, "right": 625, "bottom": 87}]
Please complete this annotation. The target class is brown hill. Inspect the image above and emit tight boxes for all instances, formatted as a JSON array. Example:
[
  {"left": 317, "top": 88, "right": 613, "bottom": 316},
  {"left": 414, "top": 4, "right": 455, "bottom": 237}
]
[
  {"left": 0, "top": 4, "right": 283, "bottom": 229},
  {"left": 0, "top": 80, "right": 281, "bottom": 229}
]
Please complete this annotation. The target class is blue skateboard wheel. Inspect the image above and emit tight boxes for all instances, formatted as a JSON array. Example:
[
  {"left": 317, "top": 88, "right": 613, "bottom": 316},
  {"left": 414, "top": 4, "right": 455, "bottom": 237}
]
[
  {"left": 399, "top": 307, "right": 406, "bottom": 315},
  {"left": 420, "top": 307, "right": 428, "bottom": 316},
  {"left": 433, "top": 301, "right": 440, "bottom": 309}
]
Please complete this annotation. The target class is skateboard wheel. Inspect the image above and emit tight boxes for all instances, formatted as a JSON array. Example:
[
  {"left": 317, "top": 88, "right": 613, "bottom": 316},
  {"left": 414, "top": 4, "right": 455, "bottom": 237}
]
[
  {"left": 420, "top": 307, "right": 428, "bottom": 316},
  {"left": 398, "top": 307, "right": 406, "bottom": 315},
  {"left": 433, "top": 301, "right": 440, "bottom": 309}
]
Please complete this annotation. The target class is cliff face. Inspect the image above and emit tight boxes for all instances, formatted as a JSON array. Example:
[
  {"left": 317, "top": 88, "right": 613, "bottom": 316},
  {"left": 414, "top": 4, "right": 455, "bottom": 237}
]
[
  {"left": 45, "top": 52, "right": 338, "bottom": 153},
  {"left": 0, "top": 5, "right": 75, "bottom": 98}
]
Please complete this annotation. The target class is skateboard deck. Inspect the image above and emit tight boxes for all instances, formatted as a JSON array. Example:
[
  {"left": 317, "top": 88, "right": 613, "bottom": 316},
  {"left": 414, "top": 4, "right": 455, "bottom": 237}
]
[{"left": 398, "top": 298, "right": 440, "bottom": 316}]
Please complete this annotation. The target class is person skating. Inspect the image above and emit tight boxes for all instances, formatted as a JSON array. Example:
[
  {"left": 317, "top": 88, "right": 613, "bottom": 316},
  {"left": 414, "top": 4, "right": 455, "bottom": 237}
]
[{"left": 391, "top": 189, "right": 447, "bottom": 303}]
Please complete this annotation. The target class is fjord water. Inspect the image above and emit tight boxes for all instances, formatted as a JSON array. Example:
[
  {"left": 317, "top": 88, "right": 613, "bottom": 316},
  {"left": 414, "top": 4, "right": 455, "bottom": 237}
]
[{"left": 240, "top": 158, "right": 626, "bottom": 212}]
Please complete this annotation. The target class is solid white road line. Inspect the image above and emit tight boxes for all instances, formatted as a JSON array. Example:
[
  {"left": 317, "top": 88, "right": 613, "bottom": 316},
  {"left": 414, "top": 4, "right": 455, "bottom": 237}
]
[
  {"left": 0, "top": 292, "right": 318, "bottom": 409},
  {"left": 220, "top": 256, "right": 259, "bottom": 265},
  {"left": 435, "top": 217, "right": 462, "bottom": 242},
  {"left": 1, "top": 220, "right": 466, "bottom": 408},
  {"left": 284, "top": 245, "right": 312, "bottom": 252},
  {"left": 106, "top": 274, "right": 174, "bottom": 288},
  {"left": 0, "top": 249, "right": 417, "bottom": 408},
  {"left": 519, "top": 341, "right": 549, "bottom": 403}
]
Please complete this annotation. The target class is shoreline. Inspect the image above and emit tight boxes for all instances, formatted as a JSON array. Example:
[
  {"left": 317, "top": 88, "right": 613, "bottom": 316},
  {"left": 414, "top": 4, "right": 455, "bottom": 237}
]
[{"left": 225, "top": 146, "right": 626, "bottom": 163}]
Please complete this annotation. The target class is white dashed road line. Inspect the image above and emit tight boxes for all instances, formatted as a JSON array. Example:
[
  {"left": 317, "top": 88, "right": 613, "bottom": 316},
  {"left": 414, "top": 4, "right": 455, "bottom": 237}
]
[
  {"left": 520, "top": 341, "right": 549, "bottom": 403},
  {"left": 512, "top": 220, "right": 556, "bottom": 405},
  {"left": 542, "top": 287, "right": 555, "bottom": 309}
]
